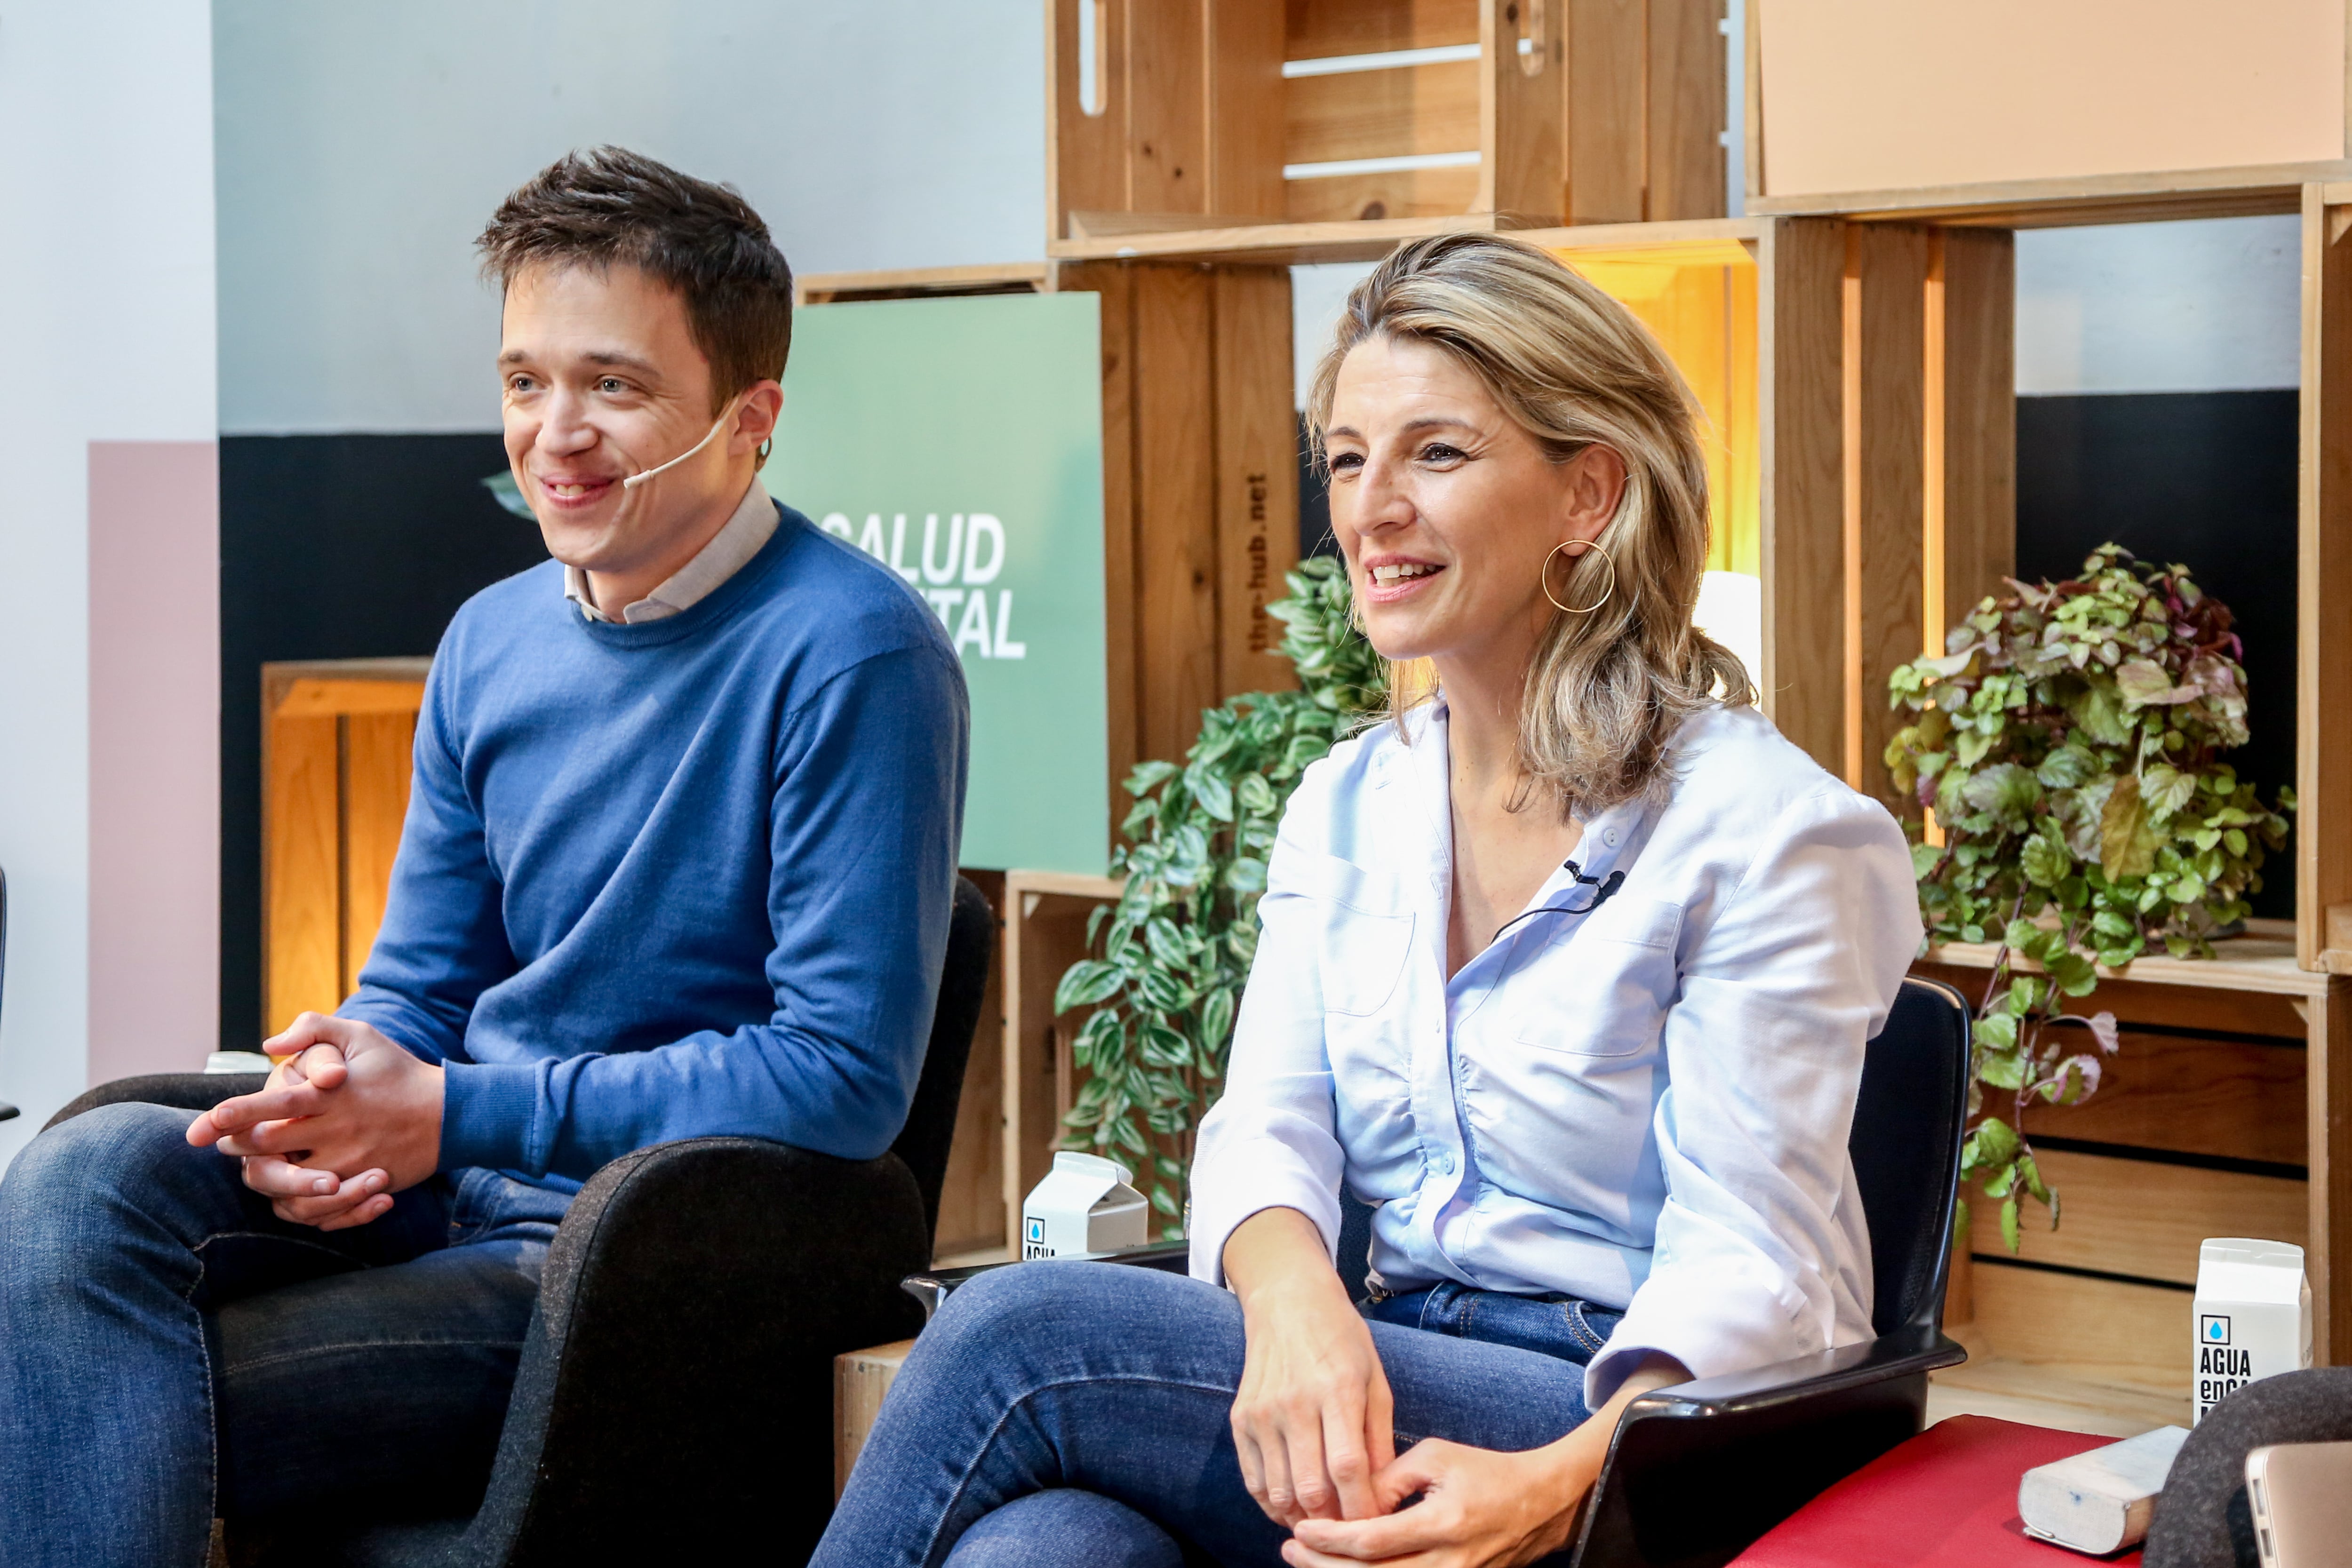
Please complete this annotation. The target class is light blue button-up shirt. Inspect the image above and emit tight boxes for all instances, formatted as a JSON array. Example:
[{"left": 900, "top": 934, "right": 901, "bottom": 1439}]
[{"left": 1187, "top": 699, "right": 1921, "bottom": 1406}]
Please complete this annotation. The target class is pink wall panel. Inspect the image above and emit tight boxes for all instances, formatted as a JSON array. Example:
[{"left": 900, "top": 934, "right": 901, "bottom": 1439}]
[{"left": 88, "top": 439, "right": 220, "bottom": 1081}]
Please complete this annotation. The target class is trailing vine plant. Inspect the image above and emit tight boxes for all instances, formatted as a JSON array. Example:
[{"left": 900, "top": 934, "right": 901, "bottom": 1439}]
[
  {"left": 1884, "top": 545, "right": 2290, "bottom": 1250},
  {"left": 1054, "top": 557, "right": 1385, "bottom": 1237}
]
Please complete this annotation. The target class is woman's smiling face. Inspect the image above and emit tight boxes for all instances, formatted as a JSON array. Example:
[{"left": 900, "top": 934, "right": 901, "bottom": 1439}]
[{"left": 1322, "top": 334, "right": 1624, "bottom": 669}]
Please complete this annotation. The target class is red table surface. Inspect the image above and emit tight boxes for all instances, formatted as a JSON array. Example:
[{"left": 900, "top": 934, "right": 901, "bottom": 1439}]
[{"left": 1730, "top": 1415, "right": 2143, "bottom": 1568}]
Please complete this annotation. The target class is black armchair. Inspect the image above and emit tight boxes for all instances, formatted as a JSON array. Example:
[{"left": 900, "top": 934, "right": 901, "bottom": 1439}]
[
  {"left": 46, "top": 874, "right": 997, "bottom": 1568},
  {"left": 906, "top": 975, "right": 1972, "bottom": 1568}
]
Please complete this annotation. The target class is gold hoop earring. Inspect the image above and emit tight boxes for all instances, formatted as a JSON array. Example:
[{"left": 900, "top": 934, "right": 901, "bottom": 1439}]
[{"left": 1542, "top": 540, "right": 1615, "bottom": 615}]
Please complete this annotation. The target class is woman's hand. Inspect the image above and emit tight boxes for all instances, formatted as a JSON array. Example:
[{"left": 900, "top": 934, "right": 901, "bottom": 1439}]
[
  {"left": 1225, "top": 1207, "right": 1397, "bottom": 1527},
  {"left": 1281, "top": 1353, "right": 1690, "bottom": 1568},
  {"left": 1284, "top": 1438, "right": 1585, "bottom": 1567}
]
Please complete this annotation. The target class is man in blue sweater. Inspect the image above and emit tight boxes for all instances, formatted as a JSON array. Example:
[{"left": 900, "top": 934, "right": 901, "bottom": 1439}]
[{"left": 0, "top": 148, "right": 967, "bottom": 1567}]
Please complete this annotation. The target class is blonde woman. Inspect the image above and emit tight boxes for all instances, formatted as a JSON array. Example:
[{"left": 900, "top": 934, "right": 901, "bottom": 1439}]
[{"left": 815, "top": 234, "right": 1919, "bottom": 1568}]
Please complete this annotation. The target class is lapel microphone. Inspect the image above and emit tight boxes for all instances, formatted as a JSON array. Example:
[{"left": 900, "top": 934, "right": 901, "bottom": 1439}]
[
  {"left": 1489, "top": 860, "right": 1626, "bottom": 946},
  {"left": 620, "top": 397, "right": 742, "bottom": 491}
]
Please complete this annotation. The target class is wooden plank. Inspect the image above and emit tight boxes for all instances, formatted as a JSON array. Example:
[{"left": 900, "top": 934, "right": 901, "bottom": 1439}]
[
  {"left": 1843, "top": 223, "right": 1928, "bottom": 813},
  {"left": 1045, "top": 211, "right": 1759, "bottom": 267},
  {"left": 798, "top": 262, "right": 1051, "bottom": 304},
  {"left": 1131, "top": 263, "right": 1221, "bottom": 768},
  {"left": 1001, "top": 874, "right": 1125, "bottom": 1254},
  {"left": 1286, "top": 58, "right": 1479, "bottom": 167},
  {"left": 1918, "top": 936, "right": 2330, "bottom": 1001},
  {"left": 271, "top": 679, "right": 426, "bottom": 720},
  {"left": 1565, "top": 0, "right": 1645, "bottom": 224},
  {"left": 1756, "top": 216, "right": 1846, "bottom": 774},
  {"left": 1746, "top": 163, "right": 2320, "bottom": 229},
  {"left": 2312, "top": 976, "right": 2352, "bottom": 1363},
  {"left": 1479, "top": 0, "right": 1565, "bottom": 221},
  {"left": 1284, "top": 164, "right": 1483, "bottom": 224},
  {"left": 1126, "top": 0, "right": 1209, "bottom": 215},
  {"left": 263, "top": 711, "right": 340, "bottom": 1034},
  {"left": 1054, "top": 262, "right": 1141, "bottom": 850},
  {"left": 1208, "top": 0, "right": 1289, "bottom": 220},
  {"left": 1212, "top": 266, "right": 1303, "bottom": 697},
  {"left": 1969, "top": 1147, "right": 2307, "bottom": 1286},
  {"left": 1971, "top": 1259, "right": 2192, "bottom": 1394},
  {"left": 933, "top": 870, "right": 1008, "bottom": 1259},
  {"left": 2304, "top": 188, "right": 2352, "bottom": 971},
  {"left": 1048, "top": 0, "right": 1127, "bottom": 238},
  {"left": 1935, "top": 228, "right": 2016, "bottom": 640},
  {"left": 2017, "top": 1034, "right": 2308, "bottom": 1168},
  {"left": 1645, "top": 0, "right": 1727, "bottom": 222},
  {"left": 1914, "top": 957, "right": 2312, "bottom": 1035},
  {"left": 833, "top": 1338, "right": 915, "bottom": 1498},
  {"left": 1286, "top": 0, "right": 1481, "bottom": 57},
  {"left": 340, "top": 711, "right": 414, "bottom": 998}
]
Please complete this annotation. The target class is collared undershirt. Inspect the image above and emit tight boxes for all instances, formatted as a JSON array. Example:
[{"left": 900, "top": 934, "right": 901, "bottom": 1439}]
[{"left": 562, "top": 476, "right": 778, "bottom": 624}]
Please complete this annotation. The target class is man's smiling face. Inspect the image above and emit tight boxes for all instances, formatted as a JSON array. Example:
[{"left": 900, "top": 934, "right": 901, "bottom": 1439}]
[{"left": 496, "top": 260, "right": 748, "bottom": 581}]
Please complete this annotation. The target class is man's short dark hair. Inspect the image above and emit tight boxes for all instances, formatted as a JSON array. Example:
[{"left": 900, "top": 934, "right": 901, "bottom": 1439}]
[{"left": 478, "top": 146, "right": 793, "bottom": 411}]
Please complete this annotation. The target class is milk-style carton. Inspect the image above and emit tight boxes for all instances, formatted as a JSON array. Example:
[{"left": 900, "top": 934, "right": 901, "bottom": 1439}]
[
  {"left": 1021, "top": 1152, "right": 1150, "bottom": 1259},
  {"left": 2193, "top": 1238, "right": 2312, "bottom": 1424}
]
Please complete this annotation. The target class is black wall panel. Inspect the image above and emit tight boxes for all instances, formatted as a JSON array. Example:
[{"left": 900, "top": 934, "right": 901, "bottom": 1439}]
[
  {"left": 2015, "top": 389, "right": 2298, "bottom": 921},
  {"left": 218, "top": 433, "right": 546, "bottom": 1048}
]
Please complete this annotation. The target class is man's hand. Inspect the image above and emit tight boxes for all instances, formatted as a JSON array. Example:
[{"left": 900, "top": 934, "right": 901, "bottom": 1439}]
[
  {"left": 186, "top": 1013, "right": 444, "bottom": 1231},
  {"left": 1225, "top": 1207, "right": 1397, "bottom": 1528},
  {"left": 1282, "top": 1354, "right": 1691, "bottom": 1568}
]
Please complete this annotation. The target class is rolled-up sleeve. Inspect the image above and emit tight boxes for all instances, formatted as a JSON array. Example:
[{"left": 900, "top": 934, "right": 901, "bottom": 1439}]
[
  {"left": 1188, "top": 818, "right": 1348, "bottom": 1287},
  {"left": 1583, "top": 788, "right": 1921, "bottom": 1407}
]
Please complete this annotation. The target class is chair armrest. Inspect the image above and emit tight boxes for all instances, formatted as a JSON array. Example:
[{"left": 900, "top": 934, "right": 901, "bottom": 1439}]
[
  {"left": 1571, "top": 1325, "right": 1965, "bottom": 1568},
  {"left": 902, "top": 1241, "right": 1191, "bottom": 1320},
  {"left": 462, "top": 1136, "right": 933, "bottom": 1566},
  {"left": 0, "top": 1102, "right": 16, "bottom": 1123},
  {"left": 44, "top": 1072, "right": 265, "bottom": 1130}
]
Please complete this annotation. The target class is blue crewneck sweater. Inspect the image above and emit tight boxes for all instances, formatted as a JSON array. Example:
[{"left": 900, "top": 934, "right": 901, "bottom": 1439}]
[{"left": 341, "top": 503, "right": 969, "bottom": 1189}]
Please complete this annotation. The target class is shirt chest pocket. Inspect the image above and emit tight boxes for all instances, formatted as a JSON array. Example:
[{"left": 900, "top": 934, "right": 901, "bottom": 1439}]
[
  {"left": 1295, "top": 853, "right": 1418, "bottom": 1019},
  {"left": 1513, "top": 897, "right": 1684, "bottom": 1058}
]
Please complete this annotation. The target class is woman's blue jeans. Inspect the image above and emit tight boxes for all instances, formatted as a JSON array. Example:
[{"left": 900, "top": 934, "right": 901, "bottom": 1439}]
[
  {"left": 0, "top": 1101, "right": 566, "bottom": 1568},
  {"left": 815, "top": 1261, "right": 1622, "bottom": 1568}
]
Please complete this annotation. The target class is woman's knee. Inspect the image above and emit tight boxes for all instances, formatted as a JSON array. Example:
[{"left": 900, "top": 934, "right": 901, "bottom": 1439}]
[{"left": 945, "top": 1489, "right": 1185, "bottom": 1568}]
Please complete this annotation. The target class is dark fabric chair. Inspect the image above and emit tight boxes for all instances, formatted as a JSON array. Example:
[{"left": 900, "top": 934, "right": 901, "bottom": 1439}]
[
  {"left": 44, "top": 874, "right": 997, "bottom": 1568},
  {"left": 2145, "top": 1367, "right": 2352, "bottom": 1568},
  {"left": 907, "top": 974, "right": 1973, "bottom": 1568}
]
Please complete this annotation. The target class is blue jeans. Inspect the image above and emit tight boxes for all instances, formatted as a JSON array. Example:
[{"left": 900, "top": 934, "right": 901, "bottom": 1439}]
[
  {"left": 814, "top": 1264, "right": 1622, "bottom": 1568},
  {"left": 0, "top": 1101, "right": 568, "bottom": 1568}
]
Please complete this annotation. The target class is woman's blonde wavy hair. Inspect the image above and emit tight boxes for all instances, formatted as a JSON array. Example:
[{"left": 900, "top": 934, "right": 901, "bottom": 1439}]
[{"left": 1305, "top": 231, "right": 1754, "bottom": 817}]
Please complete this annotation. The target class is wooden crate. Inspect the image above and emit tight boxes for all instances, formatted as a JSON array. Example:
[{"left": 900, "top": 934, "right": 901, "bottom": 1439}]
[
  {"left": 1045, "top": 0, "right": 1726, "bottom": 243},
  {"left": 1919, "top": 933, "right": 2352, "bottom": 1369},
  {"left": 260, "top": 658, "right": 430, "bottom": 1034},
  {"left": 1000, "top": 870, "right": 1127, "bottom": 1255},
  {"left": 1746, "top": 0, "right": 2352, "bottom": 225}
]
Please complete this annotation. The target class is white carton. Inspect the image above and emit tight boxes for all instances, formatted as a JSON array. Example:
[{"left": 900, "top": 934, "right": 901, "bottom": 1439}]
[
  {"left": 1021, "top": 1152, "right": 1149, "bottom": 1259},
  {"left": 2193, "top": 1238, "right": 2312, "bottom": 1424}
]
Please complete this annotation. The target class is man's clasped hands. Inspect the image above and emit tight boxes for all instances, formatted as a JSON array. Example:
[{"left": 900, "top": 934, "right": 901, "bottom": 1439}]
[{"left": 184, "top": 1013, "right": 445, "bottom": 1232}]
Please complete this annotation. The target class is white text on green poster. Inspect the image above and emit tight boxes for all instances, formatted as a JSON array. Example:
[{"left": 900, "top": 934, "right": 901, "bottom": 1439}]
[{"left": 766, "top": 293, "right": 1108, "bottom": 874}]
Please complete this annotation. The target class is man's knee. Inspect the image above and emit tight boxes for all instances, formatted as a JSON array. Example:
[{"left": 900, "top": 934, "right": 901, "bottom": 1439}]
[{"left": 0, "top": 1101, "right": 215, "bottom": 1236}]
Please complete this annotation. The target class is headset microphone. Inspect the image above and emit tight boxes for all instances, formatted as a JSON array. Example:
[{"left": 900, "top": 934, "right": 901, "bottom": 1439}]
[{"left": 620, "top": 398, "right": 742, "bottom": 491}]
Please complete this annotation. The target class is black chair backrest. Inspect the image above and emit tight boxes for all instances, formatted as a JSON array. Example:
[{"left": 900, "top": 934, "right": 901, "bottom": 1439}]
[
  {"left": 1331, "top": 975, "right": 1971, "bottom": 1334},
  {"left": 889, "top": 876, "right": 997, "bottom": 1242},
  {"left": 1849, "top": 976, "right": 1972, "bottom": 1334}
]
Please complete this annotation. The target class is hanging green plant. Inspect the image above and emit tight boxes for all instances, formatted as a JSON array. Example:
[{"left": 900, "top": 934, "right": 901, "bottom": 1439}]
[
  {"left": 1053, "top": 556, "right": 1385, "bottom": 1237},
  {"left": 1885, "top": 544, "right": 2291, "bottom": 1251}
]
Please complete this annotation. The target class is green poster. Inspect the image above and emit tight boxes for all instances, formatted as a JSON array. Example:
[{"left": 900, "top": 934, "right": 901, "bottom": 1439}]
[{"left": 765, "top": 292, "right": 1108, "bottom": 874}]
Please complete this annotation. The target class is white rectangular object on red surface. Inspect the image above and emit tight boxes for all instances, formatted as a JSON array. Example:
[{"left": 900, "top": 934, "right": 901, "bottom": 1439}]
[{"left": 2017, "top": 1425, "right": 2187, "bottom": 1555}]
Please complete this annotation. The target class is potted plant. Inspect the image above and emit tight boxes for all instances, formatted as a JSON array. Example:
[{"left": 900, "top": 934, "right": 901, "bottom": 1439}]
[
  {"left": 1884, "top": 545, "right": 2291, "bottom": 1249},
  {"left": 1053, "top": 557, "right": 1384, "bottom": 1236}
]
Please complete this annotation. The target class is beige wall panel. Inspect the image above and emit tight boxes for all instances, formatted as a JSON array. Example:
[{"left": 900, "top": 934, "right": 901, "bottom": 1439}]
[{"left": 1758, "top": 0, "right": 2347, "bottom": 198}]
